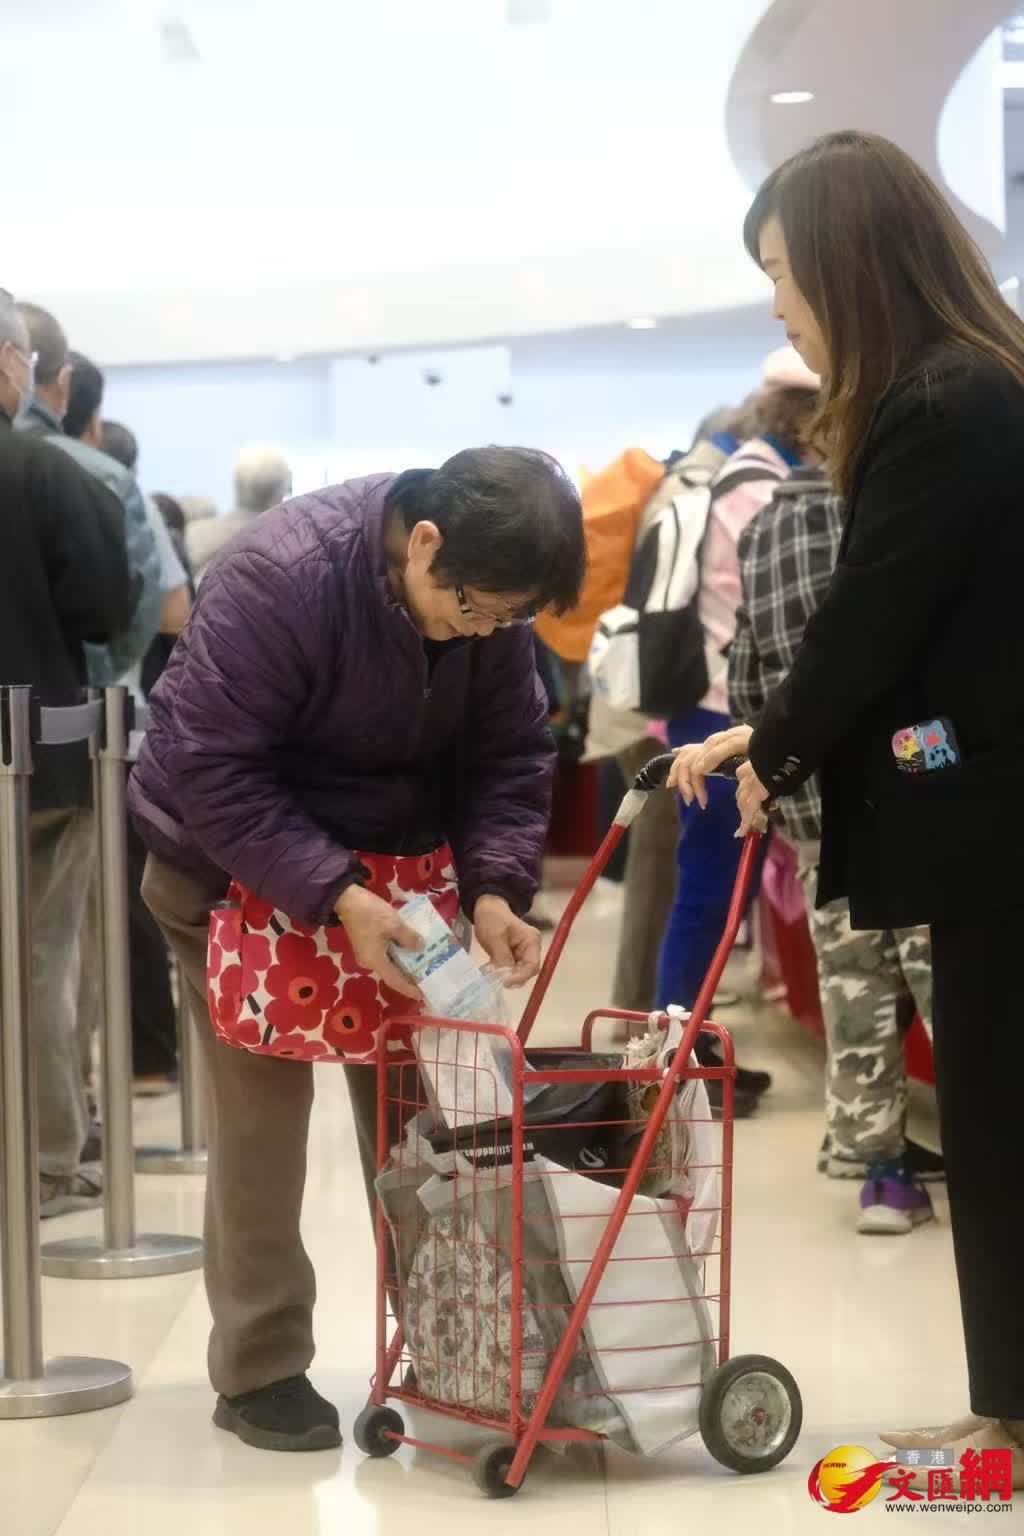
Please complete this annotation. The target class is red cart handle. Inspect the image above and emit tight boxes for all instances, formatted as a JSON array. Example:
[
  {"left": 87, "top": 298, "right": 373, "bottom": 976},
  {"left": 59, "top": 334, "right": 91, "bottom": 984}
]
[
  {"left": 517, "top": 750, "right": 762, "bottom": 1046},
  {"left": 506, "top": 829, "right": 762, "bottom": 1486}
]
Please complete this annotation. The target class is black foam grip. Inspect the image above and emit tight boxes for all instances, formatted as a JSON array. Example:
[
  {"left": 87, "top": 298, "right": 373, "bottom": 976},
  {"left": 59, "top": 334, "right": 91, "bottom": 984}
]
[
  {"left": 709, "top": 754, "right": 747, "bottom": 780},
  {"left": 633, "top": 752, "right": 675, "bottom": 791}
]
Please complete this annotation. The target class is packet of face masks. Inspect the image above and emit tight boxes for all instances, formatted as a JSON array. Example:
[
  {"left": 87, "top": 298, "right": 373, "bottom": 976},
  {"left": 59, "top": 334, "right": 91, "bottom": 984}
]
[{"left": 388, "top": 895, "right": 537, "bottom": 1127}]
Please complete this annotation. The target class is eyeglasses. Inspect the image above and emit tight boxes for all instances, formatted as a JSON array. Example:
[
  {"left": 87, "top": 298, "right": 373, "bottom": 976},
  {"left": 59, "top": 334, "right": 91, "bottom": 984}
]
[{"left": 455, "top": 584, "right": 536, "bottom": 629}]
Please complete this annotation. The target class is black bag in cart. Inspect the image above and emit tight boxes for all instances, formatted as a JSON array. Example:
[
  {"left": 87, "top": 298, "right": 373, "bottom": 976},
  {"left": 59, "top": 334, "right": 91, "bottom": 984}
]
[{"left": 427, "top": 1053, "right": 626, "bottom": 1183}]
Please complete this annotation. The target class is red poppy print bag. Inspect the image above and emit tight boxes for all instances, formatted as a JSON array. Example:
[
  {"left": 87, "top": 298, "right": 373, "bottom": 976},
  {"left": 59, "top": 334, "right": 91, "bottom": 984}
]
[{"left": 206, "top": 846, "right": 461, "bottom": 1062}]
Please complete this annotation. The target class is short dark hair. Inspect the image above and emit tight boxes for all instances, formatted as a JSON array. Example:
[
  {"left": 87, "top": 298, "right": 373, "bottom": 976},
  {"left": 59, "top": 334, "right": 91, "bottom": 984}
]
[
  {"left": 387, "top": 446, "right": 586, "bottom": 615},
  {"left": 754, "top": 385, "right": 819, "bottom": 456},
  {"left": 16, "top": 302, "right": 68, "bottom": 386},
  {"left": 100, "top": 419, "right": 138, "bottom": 471},
  {"left": 63, "top": 351, "right": 105, "bottom": 441},
  {"left": 151, "top": 492, "right": 186, "bottom": 536},
  {"left": 692, "top": 403, "right": 754, "bottom": 449}
]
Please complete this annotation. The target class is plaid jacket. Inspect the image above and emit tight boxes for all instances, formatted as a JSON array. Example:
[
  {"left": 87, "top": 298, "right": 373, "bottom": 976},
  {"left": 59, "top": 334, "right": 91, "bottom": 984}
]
[{"left": 729, "top": 467, "right": 843, "bottom": 843}]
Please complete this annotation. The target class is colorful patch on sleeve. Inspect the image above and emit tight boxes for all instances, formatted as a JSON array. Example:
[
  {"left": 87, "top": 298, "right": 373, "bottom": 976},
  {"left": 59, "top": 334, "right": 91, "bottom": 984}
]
[{"left": 892, "top": 719, "right": 959, "bottom": 774}]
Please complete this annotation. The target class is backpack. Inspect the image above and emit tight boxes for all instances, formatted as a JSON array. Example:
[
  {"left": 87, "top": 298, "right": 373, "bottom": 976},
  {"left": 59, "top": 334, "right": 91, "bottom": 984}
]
[
  {"left": 534, "top": 447, "right": 664, "bottom": 664},
  {"left": 588, "top": 457, "right": 780, "bottom": 719}
]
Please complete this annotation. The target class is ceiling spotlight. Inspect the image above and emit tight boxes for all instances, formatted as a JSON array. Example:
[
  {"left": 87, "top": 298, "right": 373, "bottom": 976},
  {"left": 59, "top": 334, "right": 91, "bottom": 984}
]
[
  {"left": 771, "top": 90, "right": 814, "bottom": 105},
  {"left": 627, "top": 317, "right": 658, "bottom": 330},
  {"left": 274, "top": 352, "right": 297, "bottom": 364}
]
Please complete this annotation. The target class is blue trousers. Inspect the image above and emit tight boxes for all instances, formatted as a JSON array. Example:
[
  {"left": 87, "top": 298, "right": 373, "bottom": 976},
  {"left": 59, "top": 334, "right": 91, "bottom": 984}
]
[{"left": 656, "top": 707, "right": 747, "bottom": 1011}]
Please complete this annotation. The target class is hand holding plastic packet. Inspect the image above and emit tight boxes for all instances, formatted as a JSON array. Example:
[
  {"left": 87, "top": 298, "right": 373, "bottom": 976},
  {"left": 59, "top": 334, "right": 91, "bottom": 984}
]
[{"left": 388, "top": 895, "right": 542, "bottom": 1126}]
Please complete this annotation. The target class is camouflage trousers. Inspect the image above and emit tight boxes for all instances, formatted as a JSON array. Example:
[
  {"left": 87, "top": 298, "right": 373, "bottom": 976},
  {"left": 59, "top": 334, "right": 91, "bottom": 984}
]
[{"left": 795, "top": 845, "right": 933, "bottom": 1164}]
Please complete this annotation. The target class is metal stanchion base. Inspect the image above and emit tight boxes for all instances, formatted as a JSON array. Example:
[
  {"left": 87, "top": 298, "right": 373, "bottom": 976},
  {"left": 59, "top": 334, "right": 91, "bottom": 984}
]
[
  {"left": 40, "top": 1232, "right": 203, "bottom": 1280},
  {"left": 0, "top": 1355, "right": 133, "bottom": 1418},
  {"left": 135, "top": 1147, "right": 207, "bottom": 1176}
]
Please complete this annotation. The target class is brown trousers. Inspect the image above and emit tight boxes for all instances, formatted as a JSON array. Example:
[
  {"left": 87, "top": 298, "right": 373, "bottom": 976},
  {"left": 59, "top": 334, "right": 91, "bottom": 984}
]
[
  {"left": 610, "top": 738, "right": 679, "bottom": 1014},
  {"left": 142, "top": 853, "right": 381, "bottom": 1398}
]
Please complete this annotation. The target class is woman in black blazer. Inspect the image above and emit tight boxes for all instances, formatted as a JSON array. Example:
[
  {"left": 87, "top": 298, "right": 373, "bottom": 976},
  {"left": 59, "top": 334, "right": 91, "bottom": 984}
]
[{"left": 672, "top": 131, "right": 1024, "bottom": 1483}]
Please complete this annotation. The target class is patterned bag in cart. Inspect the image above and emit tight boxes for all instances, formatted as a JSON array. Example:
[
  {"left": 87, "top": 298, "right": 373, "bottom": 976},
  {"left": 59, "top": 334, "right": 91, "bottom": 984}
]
[{"left": 206, "top": 846, "right": 460, "bottom": 1062}]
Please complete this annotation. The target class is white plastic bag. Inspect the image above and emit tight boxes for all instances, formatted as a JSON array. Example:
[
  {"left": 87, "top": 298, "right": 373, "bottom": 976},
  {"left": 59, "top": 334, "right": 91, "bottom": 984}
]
[{"left": 390, "top": 895, "right": 534, "bottom": 1128}]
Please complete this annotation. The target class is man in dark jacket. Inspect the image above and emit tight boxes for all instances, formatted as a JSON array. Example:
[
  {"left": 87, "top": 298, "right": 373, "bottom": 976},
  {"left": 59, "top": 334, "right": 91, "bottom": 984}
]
[
  {"left": 130, "top": 449, "right": 585, "bottom": 1451},
  {"left": 16, "top": 303, "right": 163, "bottom": 683},
  {"left": 0, "top": 289, "right": 136, "bottom": 1215}
]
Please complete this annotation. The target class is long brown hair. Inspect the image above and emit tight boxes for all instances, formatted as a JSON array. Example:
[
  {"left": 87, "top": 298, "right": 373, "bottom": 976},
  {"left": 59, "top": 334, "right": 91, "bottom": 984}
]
[{"left": 743, "top": 131, "right": 1024, "bottom": 493}]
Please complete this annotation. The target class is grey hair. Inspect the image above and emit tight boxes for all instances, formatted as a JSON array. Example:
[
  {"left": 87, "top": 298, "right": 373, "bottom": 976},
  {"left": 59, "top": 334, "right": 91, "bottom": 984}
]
[
  {"left": 234, "top": 444, "right": 292, "bottom": 515},
  {"left": 0, "top": 288, "right": 28, "bottom": 352}
]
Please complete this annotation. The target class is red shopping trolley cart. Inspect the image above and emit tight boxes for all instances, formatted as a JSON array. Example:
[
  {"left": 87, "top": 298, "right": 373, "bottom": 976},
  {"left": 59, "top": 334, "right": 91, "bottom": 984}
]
[{"left": 353, "top": 753, "right": 801, "bottom": 1497}]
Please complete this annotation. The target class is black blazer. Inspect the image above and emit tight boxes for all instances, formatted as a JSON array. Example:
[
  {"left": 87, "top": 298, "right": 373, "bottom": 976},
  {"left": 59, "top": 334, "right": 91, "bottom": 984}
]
[
  {"left": 0, "top": 414, "right": 136, "bottom": 810},
  {"left": 750, "top": 341, "right": 1024, "bottom": 930}
]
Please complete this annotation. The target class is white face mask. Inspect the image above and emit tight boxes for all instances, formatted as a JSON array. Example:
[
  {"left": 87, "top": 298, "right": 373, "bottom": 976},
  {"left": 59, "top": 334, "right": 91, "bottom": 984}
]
[
  {"left": 17, "top": 354, "right": 36, "bottom": 416},
  {"left": 2, "top": 347, "right": 35, "bottom": 417}
]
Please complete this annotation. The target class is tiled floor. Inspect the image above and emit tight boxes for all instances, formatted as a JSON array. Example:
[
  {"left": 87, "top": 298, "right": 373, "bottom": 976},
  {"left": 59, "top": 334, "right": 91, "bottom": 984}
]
[{"left": 1, "top": 879, "right": 1010, "bottom": 1533}]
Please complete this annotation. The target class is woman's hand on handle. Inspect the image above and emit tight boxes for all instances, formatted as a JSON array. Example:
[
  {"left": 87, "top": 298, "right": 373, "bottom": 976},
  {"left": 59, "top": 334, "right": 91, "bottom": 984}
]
[
  {"left": 473, "top": 895, "right": 542, "bottom": 988},
  {"left": 334, "top": 884, "right": 424, "bottom": 1001},
  {"left": 666, "top": 724, "right": 754, "bottom": 808}
]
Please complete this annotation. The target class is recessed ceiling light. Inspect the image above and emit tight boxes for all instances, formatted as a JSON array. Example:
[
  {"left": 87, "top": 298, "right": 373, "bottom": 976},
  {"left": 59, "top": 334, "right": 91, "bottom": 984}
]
[
  {"left": 275, "top": 352, "right": 297, "bottom": 364},
  {"left": 159, "top": 18, "right": 200, "bottom": 64},
  {"left": 771, "top": 90, "right": 814, "bottom": 105},
  {"left": 627, "top": 317, "right": 658, "bottom": 330}
]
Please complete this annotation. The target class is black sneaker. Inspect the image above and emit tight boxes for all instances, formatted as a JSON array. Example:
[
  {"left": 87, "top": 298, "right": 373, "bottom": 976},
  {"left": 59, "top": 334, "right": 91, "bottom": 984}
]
[
  {"left": 706, "top": 1078, "right": 760, "bottom": 1120},
  {"left": 905, "top": 1140, "right": 945, "bottom": 1183},
  {"left": 735, "top": 1064, "right": 773, "bottom": 1097},
  {"left": 696, "top": 1033, "right": 772, "bottom": 1097},
  {"left": 817, "top": 1135, "right": 945, "bottom": 1183},
  {"left": 213, "top": 1374, "right": 342, "bottom": 1452}
]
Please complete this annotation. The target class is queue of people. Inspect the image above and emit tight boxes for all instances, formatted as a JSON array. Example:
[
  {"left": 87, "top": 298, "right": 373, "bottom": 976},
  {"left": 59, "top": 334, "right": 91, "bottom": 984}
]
[
  {"left": 0, "top": 291, "right": 290, "bottom": 1209},
  {"left": 1, "top": 125, "right": 1020, "bottom": 1485}
]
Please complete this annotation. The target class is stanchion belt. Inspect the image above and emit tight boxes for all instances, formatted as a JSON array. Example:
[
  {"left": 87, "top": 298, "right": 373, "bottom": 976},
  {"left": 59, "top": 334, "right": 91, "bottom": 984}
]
[
  {"left": 36, "top": 701, "right": 104, "bottom": 746},
  {"left": 128, "top": 704, "right": 149, "bottom": 761}
]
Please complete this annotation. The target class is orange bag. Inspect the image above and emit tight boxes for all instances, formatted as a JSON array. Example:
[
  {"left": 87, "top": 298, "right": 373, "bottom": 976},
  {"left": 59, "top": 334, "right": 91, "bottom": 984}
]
[{"left": 536, "top": 447, "right": 663, "bottom": 664}]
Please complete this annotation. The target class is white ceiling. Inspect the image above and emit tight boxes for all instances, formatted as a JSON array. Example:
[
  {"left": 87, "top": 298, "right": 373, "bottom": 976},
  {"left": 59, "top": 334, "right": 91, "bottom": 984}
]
[{"left": 3, "top": 0, "right": 1016, "bottom": 364}]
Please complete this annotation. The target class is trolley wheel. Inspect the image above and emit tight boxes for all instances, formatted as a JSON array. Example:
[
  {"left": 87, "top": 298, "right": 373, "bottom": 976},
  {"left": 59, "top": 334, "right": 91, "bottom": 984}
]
[
  {"left": 353, "top": 1404, "right": 405, "bottom": 1459},
  {"left": 473, "top": 1439, "right": 522, "bottom": 1499},
  {"left": 699, "top": 1353, "right": 802, "bottom": 1474}
]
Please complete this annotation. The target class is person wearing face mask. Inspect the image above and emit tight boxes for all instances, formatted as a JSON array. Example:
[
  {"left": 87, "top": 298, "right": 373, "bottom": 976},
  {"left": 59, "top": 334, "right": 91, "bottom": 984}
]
[
  {"left": 15, "top": 310, "right": 163, "bottom": 687},
  {"left": 670, "top": 131, "right": 1024, "bottom": 1487},
  {"left": 0, "top": 288, "right": 136, "bottom": 1216},
  {"left": 129, "top": 446, "right": 585, "bottom": 1452}
]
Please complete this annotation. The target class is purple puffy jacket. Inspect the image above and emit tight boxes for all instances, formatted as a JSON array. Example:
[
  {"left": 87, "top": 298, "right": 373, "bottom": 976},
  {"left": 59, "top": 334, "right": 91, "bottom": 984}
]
[{"left": 128, "top": 474, "right": 555, "bottom": 926}]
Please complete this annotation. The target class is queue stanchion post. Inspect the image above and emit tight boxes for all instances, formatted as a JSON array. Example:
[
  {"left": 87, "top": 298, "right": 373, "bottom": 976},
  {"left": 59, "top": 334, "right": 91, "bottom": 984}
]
[
  {"left": 0, "top": 684, "right": 132, "bottom": 1416},
  {"left": 135, "top": 961, "right": 208, "bottom": 1177},
  {"left": 41, "top": 687, "right": 203, "bottom": 1279},
  {"left": 133, "top": 697, "right": 207, "bottom": 1177}
]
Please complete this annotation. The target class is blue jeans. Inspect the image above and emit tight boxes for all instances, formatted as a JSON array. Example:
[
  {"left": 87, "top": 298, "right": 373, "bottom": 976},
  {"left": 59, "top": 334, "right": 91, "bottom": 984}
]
[{"left": 656, "top": 707, "right": 747, "bottom": 1011}]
